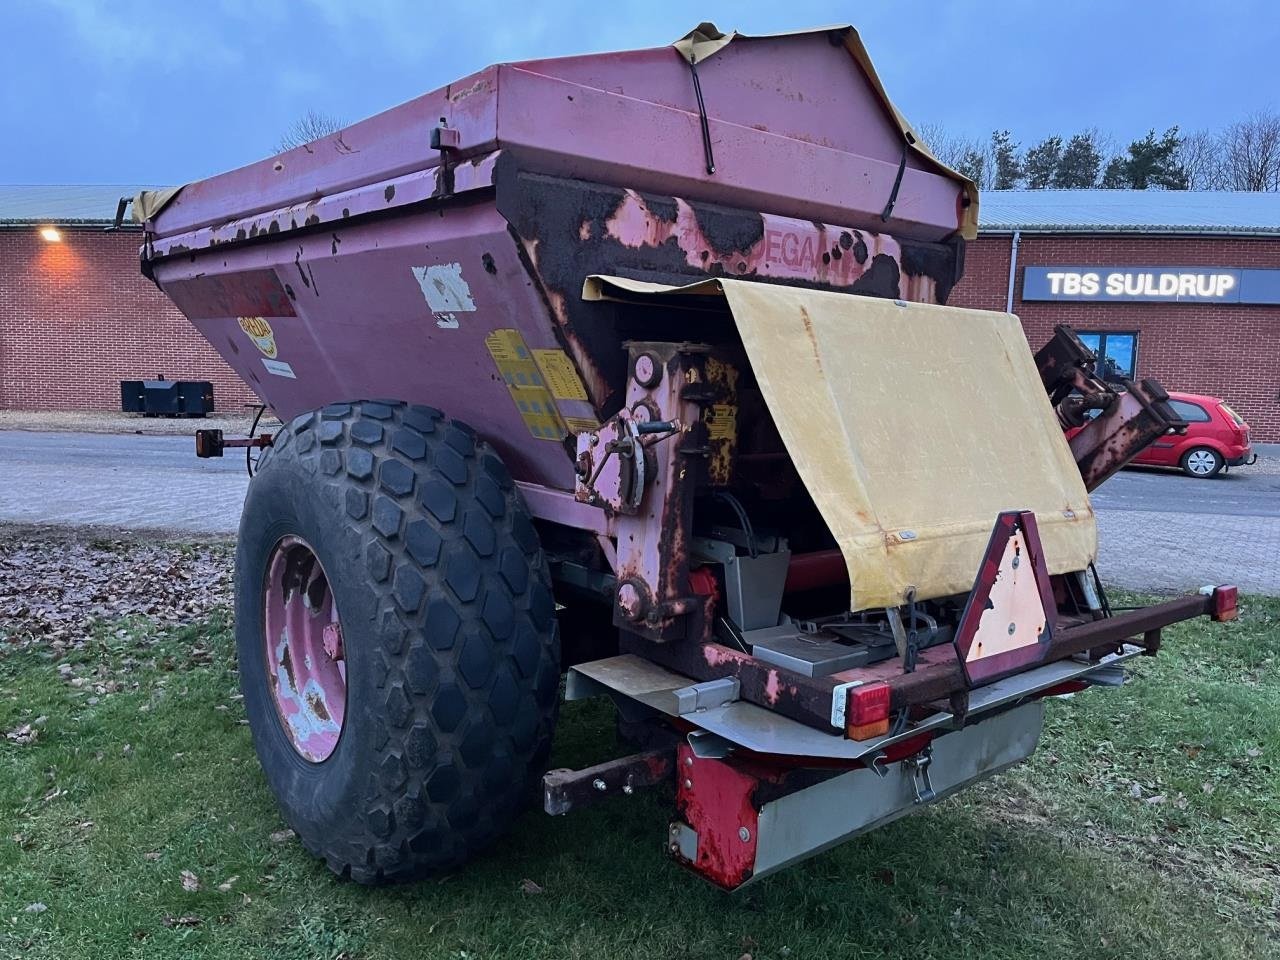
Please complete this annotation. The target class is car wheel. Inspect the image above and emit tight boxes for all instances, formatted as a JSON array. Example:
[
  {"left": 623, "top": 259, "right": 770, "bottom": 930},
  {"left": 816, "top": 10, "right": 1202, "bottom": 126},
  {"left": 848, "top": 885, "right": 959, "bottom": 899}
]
[{"left": 1181, "top": 447, "right": 1223, "bottom": 479}]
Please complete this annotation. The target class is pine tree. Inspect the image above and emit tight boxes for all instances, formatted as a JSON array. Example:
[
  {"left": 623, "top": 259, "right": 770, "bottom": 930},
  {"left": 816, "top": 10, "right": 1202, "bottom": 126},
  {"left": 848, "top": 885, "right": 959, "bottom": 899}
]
[
  {"left": 1024, "top": 136, "right": 1063, "bottom": 189},
  {"left": 1101, "top": 127, "right": 1189, "bottom": 189},
  {"left": 991, "top": 130, "right": 1022, "bottom": 189},
  {"left": 955, "top": 146, "right": 987, "bottom": 186},
  {"left": 1053, "top": 132, "right": 1103, "bottom": 188}
]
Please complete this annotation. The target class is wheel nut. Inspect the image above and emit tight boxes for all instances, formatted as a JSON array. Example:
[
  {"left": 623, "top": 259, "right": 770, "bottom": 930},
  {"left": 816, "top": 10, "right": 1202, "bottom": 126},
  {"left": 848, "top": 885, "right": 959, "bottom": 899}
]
[{"left": 738, "top": 826, "right": 751, "bottom": 842}]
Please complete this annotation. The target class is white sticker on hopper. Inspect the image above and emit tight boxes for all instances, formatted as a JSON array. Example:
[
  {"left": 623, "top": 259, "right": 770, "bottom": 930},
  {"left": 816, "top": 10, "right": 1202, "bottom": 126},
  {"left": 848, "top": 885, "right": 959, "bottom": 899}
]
[
  {"left": 263, "top": 358, "right": 297, "bottom": 379},
  {"left": 411, "top": 263, "right": 476, "bottom": 313}
]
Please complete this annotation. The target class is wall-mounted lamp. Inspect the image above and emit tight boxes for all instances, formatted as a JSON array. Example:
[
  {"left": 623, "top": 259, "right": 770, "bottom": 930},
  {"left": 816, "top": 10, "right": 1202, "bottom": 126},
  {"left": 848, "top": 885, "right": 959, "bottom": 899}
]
[{"left": 39, "top": 227, "right": 62, "bottom": 243}]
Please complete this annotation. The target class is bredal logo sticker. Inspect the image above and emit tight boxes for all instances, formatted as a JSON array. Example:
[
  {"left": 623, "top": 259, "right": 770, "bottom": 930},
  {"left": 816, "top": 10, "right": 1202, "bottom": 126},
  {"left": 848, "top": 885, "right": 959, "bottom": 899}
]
[{"left": 238, "top": 316, "right": 278, "bottom": 359}]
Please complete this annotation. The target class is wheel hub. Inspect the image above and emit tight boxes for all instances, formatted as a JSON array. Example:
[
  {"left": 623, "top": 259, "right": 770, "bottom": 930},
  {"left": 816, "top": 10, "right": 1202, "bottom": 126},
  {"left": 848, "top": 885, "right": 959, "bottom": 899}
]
[
  {"left": 263, "top": 536, "right": 347, "bottom": 762},
  {"left": 1187, "top": 451, "right": 1216, "bottom": 475}
]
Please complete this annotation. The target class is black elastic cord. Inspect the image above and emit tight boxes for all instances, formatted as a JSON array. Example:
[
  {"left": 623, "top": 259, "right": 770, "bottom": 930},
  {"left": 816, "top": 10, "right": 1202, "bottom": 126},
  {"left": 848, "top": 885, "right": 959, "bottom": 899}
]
[
  {"left": 687, "top": 57, "right": 716, "bottom": 175},
  {"left": 880, "top": 136, "right": 911, "bottom": 222},
  {"left": 246, "top": 404, "right": 266, "bottom": 478}
]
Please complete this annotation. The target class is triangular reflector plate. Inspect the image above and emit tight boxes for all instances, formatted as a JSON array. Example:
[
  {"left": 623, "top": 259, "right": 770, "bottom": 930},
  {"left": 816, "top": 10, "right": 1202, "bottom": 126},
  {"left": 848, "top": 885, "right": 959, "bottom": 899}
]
[{"left": 953, "top": 511, "right": 1055, "bottom": 686}]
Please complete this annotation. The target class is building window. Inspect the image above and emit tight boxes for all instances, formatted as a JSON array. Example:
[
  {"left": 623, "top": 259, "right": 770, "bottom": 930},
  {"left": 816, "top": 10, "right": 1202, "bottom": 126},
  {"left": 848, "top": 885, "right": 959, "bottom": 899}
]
[{"left": 1077, "top": 331, "right": 1138, "bottom": 381}]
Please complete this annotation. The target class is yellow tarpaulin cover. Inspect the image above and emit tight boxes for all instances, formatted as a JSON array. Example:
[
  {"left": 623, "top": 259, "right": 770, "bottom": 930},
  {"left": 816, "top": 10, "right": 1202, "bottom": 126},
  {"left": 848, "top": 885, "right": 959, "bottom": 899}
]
[{"left": 583, "top": 276, "right": 1097, "bottom": 612}]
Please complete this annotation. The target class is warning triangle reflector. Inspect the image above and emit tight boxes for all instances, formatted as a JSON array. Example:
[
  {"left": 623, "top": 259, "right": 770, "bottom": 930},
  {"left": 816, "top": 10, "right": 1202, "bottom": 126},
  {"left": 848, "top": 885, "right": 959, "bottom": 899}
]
[{"left": 953, "top": 510, "right": 1055, "bottom": 686}]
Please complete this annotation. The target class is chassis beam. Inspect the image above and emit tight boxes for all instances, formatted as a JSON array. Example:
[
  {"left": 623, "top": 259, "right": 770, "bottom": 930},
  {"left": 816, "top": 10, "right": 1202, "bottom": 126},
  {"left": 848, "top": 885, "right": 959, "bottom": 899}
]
[{"left": 622, "top": 592, "right": 1220, "bottom": 735}]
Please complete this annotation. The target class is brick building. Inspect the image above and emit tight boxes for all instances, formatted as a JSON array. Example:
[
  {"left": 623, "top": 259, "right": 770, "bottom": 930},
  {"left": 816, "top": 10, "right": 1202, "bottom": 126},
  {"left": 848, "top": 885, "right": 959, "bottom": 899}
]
[
  {"left": 2, "top": 186, "right": 1278, "bottom": 438},
  {"left": 0, "top": 185, "right": 255, "bottom": 412},
  {"left": 952, "top": 190, "right": 1280, "bottom": 441}
]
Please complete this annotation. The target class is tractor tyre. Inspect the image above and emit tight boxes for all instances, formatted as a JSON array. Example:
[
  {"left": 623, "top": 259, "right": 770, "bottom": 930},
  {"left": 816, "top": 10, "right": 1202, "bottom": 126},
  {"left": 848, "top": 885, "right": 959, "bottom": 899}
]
[{"left": 235, "top": 400, "right": 560, "bottom": 883}]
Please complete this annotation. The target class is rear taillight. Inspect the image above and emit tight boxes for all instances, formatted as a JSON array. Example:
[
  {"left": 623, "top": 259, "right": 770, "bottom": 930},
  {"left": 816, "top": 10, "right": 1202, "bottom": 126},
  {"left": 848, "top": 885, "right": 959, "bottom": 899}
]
[
  {"left": 845, "top": 682, "right": 890, "bottom": 740},
  {"left": 1211, "top": 585, "right": 1239, "bottom": 622}
]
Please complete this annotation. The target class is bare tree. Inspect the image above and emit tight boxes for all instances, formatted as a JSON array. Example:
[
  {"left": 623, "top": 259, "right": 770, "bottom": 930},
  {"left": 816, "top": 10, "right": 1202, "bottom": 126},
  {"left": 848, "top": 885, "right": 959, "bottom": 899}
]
[
  {"left": 1178, "top": 129, "right": 1226, "bottom": 190},
  {"left": 278, "top": 110, "right": 347, "bottom": 152},
  {"left": 916, "top": 122, "right": 993, "bottom": 188},
  {"left": 1219, "top": 109, "right": 1280, "bottom": 191}
]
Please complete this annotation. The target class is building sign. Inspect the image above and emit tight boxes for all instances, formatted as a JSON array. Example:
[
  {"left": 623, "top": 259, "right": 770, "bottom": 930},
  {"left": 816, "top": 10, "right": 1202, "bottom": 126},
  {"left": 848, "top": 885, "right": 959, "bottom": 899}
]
[{"left": 1022, "top": 266, "right": 1280, "bottom": 304}]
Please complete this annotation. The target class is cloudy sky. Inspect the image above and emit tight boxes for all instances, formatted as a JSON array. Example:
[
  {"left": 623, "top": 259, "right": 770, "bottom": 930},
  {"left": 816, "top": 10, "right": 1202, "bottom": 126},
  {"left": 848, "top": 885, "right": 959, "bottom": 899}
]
[{"left": 3, "top": 0, "right": 1276, "bottom": 185}]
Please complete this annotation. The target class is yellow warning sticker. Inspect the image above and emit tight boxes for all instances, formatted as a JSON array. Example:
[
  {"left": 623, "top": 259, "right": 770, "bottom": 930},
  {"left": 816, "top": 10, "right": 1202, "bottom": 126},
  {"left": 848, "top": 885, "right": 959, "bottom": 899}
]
[
  {"left": 485, "top": 329, "right": 566, "bottom": 441},
  {"left": 532, "top": 349, "right": 590, "bottom": 401},
  {"left": 563, "top": 416, "right": 600, "bottom": 435},
  {"left": 705, "top": 403, "right": 737, "bottom": 440}
]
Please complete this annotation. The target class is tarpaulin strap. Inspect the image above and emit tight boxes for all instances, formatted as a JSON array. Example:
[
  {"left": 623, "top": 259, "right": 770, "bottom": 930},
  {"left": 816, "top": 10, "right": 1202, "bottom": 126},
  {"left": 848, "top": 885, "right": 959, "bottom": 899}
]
[
  {"left": 880, "top": 134, "right": 912, "bottom": 222},
  {"left": 686, "top": 56, "right": 716, "bottom": 175},
  {"left": 901, "top": 589, "right": 921, "bottom": 673}
]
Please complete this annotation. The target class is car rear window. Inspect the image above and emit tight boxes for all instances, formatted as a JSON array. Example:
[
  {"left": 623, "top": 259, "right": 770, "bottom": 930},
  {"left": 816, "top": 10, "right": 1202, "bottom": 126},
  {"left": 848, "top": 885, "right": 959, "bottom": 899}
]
[
  {"left": 1219, "top": 403, "right": 1245, "bottom": 426},
  {"left": 1170, "top": 399, "right": 1211, "bottom": 422}
]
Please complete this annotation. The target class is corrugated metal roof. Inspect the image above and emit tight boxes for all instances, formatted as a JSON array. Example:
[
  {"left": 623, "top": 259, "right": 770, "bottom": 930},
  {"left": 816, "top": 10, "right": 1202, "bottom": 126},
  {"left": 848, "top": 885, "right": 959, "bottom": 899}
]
[
  {"left": 979, "top": 189, "right": 1280, "bottom": 235},
  {"left": 0, "top": 185, "right": 164, "bottom": 225}
]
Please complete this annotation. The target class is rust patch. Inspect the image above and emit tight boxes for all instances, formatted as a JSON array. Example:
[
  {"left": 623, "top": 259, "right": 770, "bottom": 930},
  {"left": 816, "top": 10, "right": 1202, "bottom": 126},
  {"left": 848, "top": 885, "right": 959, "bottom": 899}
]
[{"left": 307, "top": 691, "right": 331, "bottom": 722}]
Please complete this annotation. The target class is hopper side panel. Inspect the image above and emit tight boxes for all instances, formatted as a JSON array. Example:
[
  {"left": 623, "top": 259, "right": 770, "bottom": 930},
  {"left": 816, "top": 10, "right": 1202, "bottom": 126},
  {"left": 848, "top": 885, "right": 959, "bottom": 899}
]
[{"left": 153, "top": 203, "right": 577, "bottom": 489}]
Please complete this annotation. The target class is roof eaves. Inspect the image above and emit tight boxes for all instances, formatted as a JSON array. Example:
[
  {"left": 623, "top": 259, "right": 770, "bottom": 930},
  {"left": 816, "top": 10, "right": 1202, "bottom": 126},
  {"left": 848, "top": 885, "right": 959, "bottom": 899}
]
[{"left": 978, "top": 222, "right": 1280, "bottom": 237}]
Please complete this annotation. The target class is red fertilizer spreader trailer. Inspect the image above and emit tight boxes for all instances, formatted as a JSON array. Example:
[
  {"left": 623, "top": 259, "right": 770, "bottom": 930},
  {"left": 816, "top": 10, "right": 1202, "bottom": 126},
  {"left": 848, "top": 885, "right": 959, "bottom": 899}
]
[{"left": 130, "top": 23, "right": 1238, "bottom": 889}]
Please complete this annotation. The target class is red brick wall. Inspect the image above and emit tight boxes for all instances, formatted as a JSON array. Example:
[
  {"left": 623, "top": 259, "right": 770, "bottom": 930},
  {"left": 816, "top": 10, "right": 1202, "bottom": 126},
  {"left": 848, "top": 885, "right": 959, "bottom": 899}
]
[
  {"left": 951, "top": 234, "right": 1280, "bottom": 442},
  {"left": 0, "top": 227, "right": 256, "bottom": 412}
]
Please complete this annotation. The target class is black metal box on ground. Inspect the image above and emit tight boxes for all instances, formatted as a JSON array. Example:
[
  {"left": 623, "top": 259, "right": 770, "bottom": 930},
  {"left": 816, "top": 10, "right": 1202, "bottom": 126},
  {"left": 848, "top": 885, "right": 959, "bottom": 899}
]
[
  {"left": 120, "top": 379, "right": 214, "bottom": 417},
  {"left": 177, "top": 381, "right": 214, "bottom": 417},
  {"left": 120, "top": 380, "right": 146, "bottom": 412}
]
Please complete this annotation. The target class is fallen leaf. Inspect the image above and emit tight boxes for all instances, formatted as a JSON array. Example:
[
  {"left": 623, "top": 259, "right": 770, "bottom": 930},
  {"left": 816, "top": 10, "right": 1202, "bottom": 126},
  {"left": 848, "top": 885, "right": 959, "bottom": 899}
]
[
  {"left": 519, "top": 878, "right": 544, "bottom": 895},
  {"left": 5, "top": 724, "right": 38, "bottom": 745},
  {"left": 23, "top": 903, "right": 47, "bottom": 914},
  {"left": 1145, "top": 794, "right": 1166, "bottom": 805},
  {"left": 163, "top": 915, "right": 202, "bottom": 928},
  {"left": 144, "top": 851, "right": 162, "bottom": 861},
  {"left": 217, "top": 876, "right": 239, "bottom": 893},
  {"left": 1246, "top": 748, "right": 1262, "bottom": 758},
  {"left": 180, "top": 870, "right": 200, "bottom": 892},
  {"left": 269, "top": 829, "right": 295, "bottom": 844},
  {"left": 1128, "top": 783, "right": 1142, "bottom": 798}
]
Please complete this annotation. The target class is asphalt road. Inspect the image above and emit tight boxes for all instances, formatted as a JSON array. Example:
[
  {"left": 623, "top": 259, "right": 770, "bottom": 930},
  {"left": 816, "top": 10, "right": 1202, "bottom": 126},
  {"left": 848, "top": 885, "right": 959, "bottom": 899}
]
[
  {"left": 0, "top": 430, "right": 248, "bottom": 535},
  {"left": 0, "top": 430, "right": 1276, "bottom": 594},
  {"left": 1091, "top": 458, "right": 1280, "bottom": 517}
]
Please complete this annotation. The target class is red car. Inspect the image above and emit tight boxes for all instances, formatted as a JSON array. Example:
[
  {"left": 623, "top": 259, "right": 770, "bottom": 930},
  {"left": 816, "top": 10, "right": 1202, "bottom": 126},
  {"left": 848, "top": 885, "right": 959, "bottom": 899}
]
[
  {"left": 1071, "top": 391, "right": 1256, "bottom": 478},
  {"left": 1135, "top": 392, "right": 1256, "bottom": 478}
]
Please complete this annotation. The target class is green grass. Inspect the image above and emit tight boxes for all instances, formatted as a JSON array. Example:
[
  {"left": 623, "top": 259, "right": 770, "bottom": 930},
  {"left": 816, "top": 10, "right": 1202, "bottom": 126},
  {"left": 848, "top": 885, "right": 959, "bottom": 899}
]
[{"left": 1, "top": 598, "right": 1276, "bottom": 959}]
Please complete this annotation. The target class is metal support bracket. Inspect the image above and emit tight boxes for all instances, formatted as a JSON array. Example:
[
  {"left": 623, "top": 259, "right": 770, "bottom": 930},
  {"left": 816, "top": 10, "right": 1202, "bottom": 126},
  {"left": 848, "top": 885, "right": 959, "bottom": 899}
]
[
  {"left": 674, "top": 677, "right": 740, "bottom": 715},
  {"left": 906, "top": 745, "right": 936, "bottom": 804}
]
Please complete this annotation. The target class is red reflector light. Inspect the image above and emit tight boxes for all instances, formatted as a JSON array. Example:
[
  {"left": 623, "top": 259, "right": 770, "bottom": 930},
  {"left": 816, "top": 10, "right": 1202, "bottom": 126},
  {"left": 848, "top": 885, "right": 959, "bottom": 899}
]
[
  {"left": 1212, "top": 585, "right": 1239, "bottom": 622},
  {"left": 848, "top": 682, "right": 890, "bottom": 726}
]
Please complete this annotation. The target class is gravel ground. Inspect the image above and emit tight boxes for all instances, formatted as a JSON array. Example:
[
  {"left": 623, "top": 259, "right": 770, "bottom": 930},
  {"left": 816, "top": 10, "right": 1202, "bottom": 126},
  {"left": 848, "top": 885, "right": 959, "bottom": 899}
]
[{"left": 0, "top": 409, "right": 280, "bottom": 437}]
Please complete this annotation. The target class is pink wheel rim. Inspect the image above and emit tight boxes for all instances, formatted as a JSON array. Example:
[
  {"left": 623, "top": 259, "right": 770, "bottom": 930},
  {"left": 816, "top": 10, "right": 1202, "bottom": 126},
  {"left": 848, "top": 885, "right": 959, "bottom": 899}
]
[{"left": 263, "top": 536, "right": 347, "bottom": 762}]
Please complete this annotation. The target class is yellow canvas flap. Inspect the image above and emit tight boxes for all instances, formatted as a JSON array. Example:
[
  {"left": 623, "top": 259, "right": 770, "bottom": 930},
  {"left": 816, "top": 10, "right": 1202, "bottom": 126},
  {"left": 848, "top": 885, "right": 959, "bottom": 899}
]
[{"left": 584, "top": 275, "right": 1096, "bottom": 612}]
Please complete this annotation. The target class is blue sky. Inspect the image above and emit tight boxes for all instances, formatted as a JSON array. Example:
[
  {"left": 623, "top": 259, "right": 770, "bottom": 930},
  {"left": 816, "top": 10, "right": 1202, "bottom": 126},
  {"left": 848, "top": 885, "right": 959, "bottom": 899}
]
[{"left": 2, "top": 0, "right": 1276, "bottom": 185}]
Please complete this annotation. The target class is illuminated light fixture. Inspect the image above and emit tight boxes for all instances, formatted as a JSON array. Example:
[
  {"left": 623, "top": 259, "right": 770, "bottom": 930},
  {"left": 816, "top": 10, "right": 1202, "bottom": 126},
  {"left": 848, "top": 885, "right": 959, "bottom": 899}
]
[{"left": 39, "top": 227, "right": 62, "bottom": 243}]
